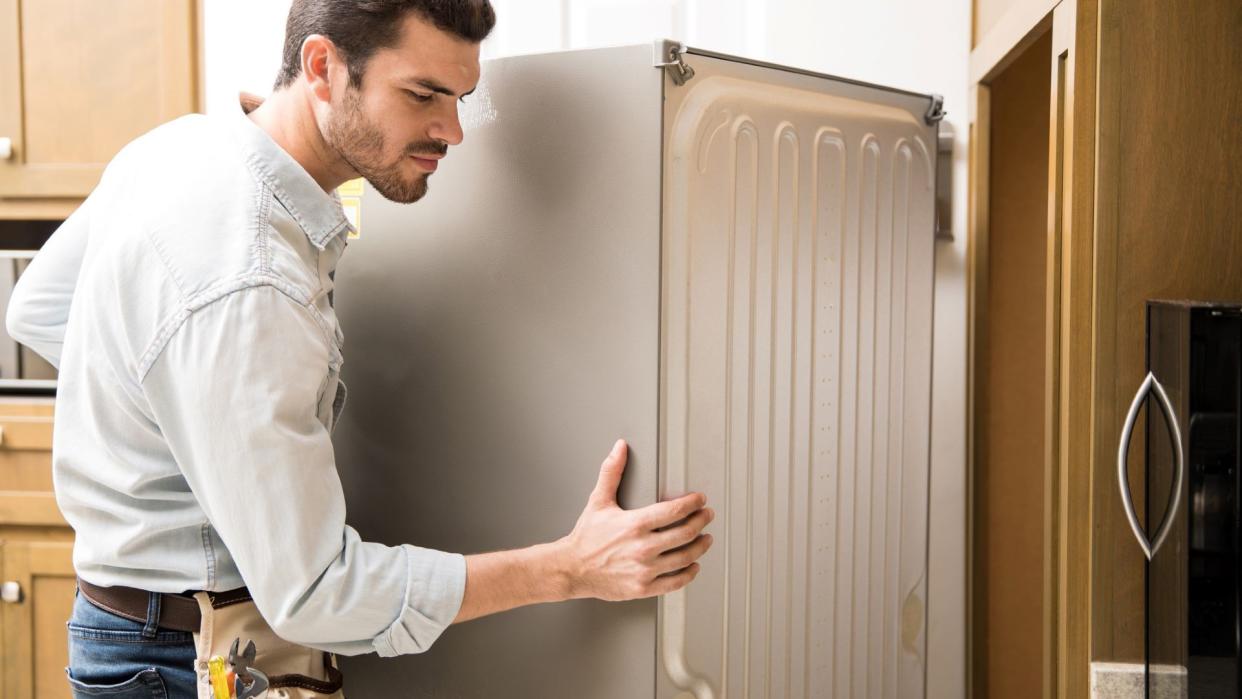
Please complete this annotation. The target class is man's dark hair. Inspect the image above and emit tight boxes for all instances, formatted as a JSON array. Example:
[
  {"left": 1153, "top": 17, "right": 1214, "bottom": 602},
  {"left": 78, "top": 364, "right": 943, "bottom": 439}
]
[{"left": 273, "top": 0, "right": 495, "bottom": 90}]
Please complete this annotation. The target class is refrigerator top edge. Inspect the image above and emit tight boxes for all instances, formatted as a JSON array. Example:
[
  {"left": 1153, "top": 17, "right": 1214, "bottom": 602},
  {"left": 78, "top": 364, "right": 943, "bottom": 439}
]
[
  {"left": 680, "top": 44, "right": 941, "bottom": 106},
  {"left": 481, "top": 40, "right": 944, "bottom": 123}
]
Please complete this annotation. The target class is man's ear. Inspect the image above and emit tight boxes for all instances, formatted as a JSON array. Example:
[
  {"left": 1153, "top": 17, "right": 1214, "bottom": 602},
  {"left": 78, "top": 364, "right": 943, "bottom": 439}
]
[{"left": 300, "top": 34, "right": 342, "bottom": 103}]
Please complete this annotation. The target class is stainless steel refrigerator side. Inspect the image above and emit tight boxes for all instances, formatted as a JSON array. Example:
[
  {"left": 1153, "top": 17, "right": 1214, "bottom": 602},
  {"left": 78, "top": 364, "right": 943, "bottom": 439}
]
[
  {"left": 331, "top": 45, "right": 664, "bottom": 696},
  {"left": 655, "top": 51, "right": 938, "bottom": 699}
]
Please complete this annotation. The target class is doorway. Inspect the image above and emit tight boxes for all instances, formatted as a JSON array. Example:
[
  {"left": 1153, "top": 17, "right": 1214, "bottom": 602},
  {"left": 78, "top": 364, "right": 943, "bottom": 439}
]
[{"left": 971, "top": 27, "right": 1053, "bottom": 699}]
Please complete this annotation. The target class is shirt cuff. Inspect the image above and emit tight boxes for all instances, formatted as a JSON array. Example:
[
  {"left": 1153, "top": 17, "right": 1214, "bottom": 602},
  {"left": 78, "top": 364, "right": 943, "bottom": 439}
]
[{"left": 371, "top": 546, "right": 466, "bottom": 657}]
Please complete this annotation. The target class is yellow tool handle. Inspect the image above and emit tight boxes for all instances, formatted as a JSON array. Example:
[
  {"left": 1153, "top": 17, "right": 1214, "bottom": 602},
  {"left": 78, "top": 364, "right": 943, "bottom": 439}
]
[{"left": 208, "top": 655, "right": 232, "bottom": 699}]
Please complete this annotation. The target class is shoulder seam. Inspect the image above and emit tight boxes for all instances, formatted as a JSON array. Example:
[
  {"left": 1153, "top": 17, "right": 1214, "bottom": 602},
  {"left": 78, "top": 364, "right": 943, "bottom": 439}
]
[
  {"left": 136, "top": 274, "right": 337, "bottom": 383},
  {"left": 253, "top": 181, "right": 274, "bottom": 275}
]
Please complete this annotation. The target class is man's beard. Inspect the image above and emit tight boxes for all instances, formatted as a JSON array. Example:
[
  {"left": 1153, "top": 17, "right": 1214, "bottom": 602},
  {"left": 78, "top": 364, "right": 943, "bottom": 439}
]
[{"left": 325, "top": 87, "right": 446, "bottom": 204}]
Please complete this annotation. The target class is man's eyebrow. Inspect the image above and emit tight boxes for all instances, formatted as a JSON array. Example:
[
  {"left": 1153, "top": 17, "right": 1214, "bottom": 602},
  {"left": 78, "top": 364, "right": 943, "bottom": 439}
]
[{"left": 405, "top": 77, "right": 476, "bottom": 98}]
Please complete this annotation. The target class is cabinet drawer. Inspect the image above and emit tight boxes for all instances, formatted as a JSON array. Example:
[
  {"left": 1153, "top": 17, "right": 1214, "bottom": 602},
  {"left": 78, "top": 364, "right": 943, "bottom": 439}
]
[
  {"left": 0, "top": 400, "right": 60, "bottom": 526},
  {"left": 0, "top": 416, "right": 52, "bottom": 452}
]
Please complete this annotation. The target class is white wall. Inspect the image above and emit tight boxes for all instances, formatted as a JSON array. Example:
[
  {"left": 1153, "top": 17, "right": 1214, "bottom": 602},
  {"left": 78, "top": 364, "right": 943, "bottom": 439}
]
[
  {"left": 200, "top": 1, "right": 291, "bottom": 115},
  {"left": 200, "top": 2, "right": 969, "bottom": 695}
]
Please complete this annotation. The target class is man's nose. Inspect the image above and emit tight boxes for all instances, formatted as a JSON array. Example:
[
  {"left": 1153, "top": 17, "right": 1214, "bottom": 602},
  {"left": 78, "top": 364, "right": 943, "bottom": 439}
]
[{"left": 429, "top": 102, "right": 464, "bottom": 146}]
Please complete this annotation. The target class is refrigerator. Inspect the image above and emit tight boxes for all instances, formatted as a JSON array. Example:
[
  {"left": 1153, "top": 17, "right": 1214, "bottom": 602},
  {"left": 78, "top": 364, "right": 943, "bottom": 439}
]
[
  {"left": 332, "top": 41, "right": 945, "bottom": 698},
  {"left": 1117, "top": 302, "right": 1242, "bottom": 698}
]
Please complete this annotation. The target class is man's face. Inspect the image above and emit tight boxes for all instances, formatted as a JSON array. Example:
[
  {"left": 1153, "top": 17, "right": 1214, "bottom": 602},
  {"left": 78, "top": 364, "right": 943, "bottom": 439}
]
[{"left": 325, "top": 13, "right": 481, "bottom": 203}]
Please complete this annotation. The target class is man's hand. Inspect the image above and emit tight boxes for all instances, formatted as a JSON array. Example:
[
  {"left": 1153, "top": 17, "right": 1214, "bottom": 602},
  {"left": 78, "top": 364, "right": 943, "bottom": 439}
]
[
  {"left": 453, "top": 439, "right": 713, "bottom": 624},
  {"left": 555, "top": 439, "right": 714, "bottom": 601}
]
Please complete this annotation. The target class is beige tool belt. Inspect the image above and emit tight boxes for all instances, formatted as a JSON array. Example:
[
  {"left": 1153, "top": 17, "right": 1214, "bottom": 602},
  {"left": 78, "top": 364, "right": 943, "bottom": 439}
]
[{"left": 191, "top": 591, "right": 345, "bottom": 699}]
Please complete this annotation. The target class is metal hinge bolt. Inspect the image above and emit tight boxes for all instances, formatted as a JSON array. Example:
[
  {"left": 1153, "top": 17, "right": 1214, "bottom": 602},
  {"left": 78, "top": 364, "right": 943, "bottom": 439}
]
[
  {"left": 654, "top": 39, "right": 695, "bottom": 86},
  {"left": 924, "top": 94, "right": 946, "bottom": 125}
]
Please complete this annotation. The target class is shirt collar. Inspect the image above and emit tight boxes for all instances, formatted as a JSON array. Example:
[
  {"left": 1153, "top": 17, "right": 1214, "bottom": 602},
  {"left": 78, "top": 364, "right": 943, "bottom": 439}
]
[{"left": 231, "top": 96, "right": 356, "bottom": 250}]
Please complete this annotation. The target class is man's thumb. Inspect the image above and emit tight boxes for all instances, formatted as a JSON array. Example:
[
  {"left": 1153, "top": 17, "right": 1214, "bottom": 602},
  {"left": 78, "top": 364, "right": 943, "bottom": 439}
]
[{"left": 590, "top": 439, "right": 627, "bottom": 507}]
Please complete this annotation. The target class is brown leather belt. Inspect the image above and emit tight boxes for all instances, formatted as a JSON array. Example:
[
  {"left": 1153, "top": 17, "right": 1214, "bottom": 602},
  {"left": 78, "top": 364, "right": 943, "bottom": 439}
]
[{"left": 77, "top": 577, "right": 252, "bottom": 633}]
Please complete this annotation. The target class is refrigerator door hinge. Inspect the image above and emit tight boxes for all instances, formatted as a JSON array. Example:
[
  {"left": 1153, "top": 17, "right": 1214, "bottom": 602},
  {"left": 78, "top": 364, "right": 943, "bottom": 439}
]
[
  {"left": 924, "top": 94, "right": 946, "bottom": 125},
  {"left": 654, "top": 39, "right": 696, "bottom": 86},
  {"left": 935, "top": 123, "right": 955, "bottom": 241}
]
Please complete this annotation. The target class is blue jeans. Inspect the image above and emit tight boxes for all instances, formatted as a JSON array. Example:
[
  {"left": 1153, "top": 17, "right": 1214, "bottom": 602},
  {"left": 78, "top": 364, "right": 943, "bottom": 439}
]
[{"left": 66, "top": 588, "right": 198, "bottom": 698}]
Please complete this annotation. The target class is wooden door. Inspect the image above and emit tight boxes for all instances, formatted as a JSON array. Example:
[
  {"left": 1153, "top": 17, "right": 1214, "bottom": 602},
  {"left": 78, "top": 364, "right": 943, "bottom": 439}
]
[
  {"left": 0, "top": 0, "right": 197, "bottom": 197},
  {"left": 0, "top": 540, "right": 76, "bottom": 699},
  {"left": 969, "top": 0, "right": 1097, "bottom": 695}
]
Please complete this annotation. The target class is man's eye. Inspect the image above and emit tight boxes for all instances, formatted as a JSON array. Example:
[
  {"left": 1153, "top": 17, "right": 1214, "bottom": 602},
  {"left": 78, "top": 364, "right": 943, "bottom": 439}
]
[{"left": 406, "top": 90, "right": 434, "bottom": 103}]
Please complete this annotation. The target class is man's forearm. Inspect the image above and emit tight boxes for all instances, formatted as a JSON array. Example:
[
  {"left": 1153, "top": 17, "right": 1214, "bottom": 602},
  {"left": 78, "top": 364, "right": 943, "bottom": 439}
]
[{"left": 453, "top": 541, "right": 573, "bottom": 624}]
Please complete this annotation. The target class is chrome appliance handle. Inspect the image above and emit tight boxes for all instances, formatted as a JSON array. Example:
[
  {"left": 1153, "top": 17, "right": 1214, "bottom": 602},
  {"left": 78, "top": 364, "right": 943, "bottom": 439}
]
[{"left": 1117, "top": 372, "right": 1186, "bottom": 560}]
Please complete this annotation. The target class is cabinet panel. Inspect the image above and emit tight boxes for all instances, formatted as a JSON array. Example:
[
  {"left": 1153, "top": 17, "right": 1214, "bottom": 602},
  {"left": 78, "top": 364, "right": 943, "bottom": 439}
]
[
  {"left": 1091, "top": 0, "right": 1242, "bottom": 666},
  {"left": 0, "top": 540, "right": 75, "bottom": 699},
  {"left": 0, "top": 0, "right": 197, "bottom": 197},
  {"left": 21, "top": 0, "right": 167, "bottom": 165}
]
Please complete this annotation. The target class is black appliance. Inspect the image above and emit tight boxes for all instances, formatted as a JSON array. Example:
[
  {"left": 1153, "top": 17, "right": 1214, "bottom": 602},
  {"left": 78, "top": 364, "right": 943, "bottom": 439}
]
[{"left": 1121, "top": 301, "right": 1242, "bottom": 697}]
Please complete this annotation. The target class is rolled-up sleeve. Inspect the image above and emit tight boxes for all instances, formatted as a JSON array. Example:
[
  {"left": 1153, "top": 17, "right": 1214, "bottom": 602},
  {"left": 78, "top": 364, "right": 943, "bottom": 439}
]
[{"left": 141, "top": 283, "right": 465, "bottom": 656}]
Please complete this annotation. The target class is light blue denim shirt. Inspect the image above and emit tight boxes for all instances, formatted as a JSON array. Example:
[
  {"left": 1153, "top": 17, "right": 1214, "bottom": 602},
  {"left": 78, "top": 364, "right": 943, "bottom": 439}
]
[{"left": 5, "top": 102, "right": 466, "bottom": 657}]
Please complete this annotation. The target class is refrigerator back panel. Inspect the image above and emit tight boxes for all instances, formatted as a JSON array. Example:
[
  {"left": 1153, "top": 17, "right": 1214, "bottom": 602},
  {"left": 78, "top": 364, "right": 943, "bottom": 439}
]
[
  {"left": 657, "top": 51, "right": 936, "bottom": 699},
  {"left": 333, "top": 43, "right": 939, "bottom": 698}
]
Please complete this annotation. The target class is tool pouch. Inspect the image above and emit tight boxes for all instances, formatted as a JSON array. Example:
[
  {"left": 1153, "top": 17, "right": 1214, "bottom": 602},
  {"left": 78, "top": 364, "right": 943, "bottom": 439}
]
[{"left": 191, "top": 591, "right": 345, "bottom": 698}]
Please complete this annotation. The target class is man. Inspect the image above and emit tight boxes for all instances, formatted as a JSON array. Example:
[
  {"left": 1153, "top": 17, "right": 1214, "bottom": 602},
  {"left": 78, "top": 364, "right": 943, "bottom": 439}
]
[{"left": 8, "top": 1, "right": 713, "bottom": 695}]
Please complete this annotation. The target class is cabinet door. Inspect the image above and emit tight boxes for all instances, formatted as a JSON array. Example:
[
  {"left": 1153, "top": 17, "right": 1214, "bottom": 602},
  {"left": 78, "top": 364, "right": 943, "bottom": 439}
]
[
  {"left": 0, "top": 0, "right": 197, "bottom": 197},
  {"left": 1090, "top": 0, "right": 1242, "bottom": 681},
  {"left": 0, "top": 540, "right": 76, "bottom": 699}
]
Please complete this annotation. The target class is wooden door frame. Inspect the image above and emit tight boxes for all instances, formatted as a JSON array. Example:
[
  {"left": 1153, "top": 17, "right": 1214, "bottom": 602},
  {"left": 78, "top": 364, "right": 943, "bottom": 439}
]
[
  {"left": 967, "top": 0, "right": 1098, "bottom": 695},
  {"left": 966, "top": 75, "right": 993, "bottom": 699},
  {"left": 967, "top": 13, "right": 1056, "bottom": 696},
  {"left": 1048, "top": 1, "right": 1098, "bottom": 696}
]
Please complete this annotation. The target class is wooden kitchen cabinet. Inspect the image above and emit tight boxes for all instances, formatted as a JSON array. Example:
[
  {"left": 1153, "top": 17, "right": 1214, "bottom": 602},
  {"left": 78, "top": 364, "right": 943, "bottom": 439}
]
[
  {"left": 0, "top": 398, "right": 76, "bottom": 699},
  {"left": 0, "top": 0, "right": 198, "bottom": 199},
  {"left": 1, "top": 539, "right": 75, "bottom": 699},
  {"left": 970, "top": 0, "right": 1242, "bottom": 696}
]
